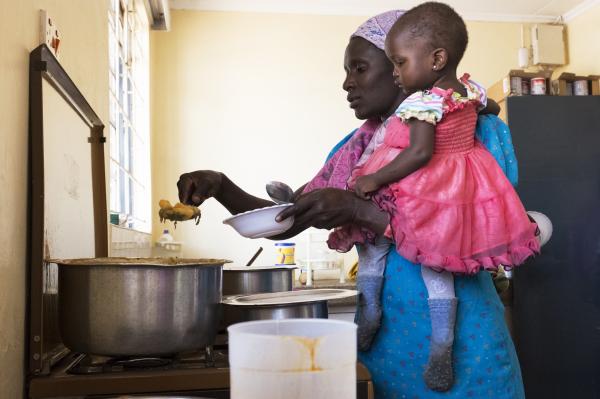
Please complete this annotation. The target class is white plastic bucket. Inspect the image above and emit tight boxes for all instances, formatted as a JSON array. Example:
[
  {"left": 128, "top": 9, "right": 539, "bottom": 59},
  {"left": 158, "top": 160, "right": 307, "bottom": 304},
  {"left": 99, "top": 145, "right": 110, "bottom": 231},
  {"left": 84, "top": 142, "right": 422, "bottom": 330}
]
[{"left": 228, "top": 319, "right": 357, "bottom": 399}]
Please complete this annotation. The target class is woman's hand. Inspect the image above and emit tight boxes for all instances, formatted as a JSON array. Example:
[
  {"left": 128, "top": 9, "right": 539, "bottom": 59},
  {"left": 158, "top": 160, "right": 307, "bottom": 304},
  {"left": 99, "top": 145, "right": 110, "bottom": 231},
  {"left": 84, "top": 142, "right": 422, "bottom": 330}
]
[
  {"left": 272, "top": 188, "right": 389, "bottom": 239},
  {"left": 177, "top": 170, "right": 223, "bottom": 206},
  {"left": 354, "top": 175, "right": 380, "bottom": 200},
  {"left": 177, "top": 170, "right": 273, "bottom": 215}
]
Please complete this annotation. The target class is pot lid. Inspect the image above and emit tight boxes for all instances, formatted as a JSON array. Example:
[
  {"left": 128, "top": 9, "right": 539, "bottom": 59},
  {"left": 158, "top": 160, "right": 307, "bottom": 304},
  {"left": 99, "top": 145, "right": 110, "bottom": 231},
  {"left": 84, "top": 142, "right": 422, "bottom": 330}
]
[
  {"left": 51, "top": 257, "right": 232, "bottom": 267},
  {"left": 223, "top": 288, "right": 357, "bottom": 306},
  {"left": 224, "top": 265, "right": 297, "bottom": 271}
]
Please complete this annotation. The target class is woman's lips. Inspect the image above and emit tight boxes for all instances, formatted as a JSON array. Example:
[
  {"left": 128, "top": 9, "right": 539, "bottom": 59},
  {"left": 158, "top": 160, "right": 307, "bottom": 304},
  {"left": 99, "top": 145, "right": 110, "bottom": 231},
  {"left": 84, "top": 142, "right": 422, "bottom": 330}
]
[{"left": 348, "top": 97, "right": 361, "bottom": 108}]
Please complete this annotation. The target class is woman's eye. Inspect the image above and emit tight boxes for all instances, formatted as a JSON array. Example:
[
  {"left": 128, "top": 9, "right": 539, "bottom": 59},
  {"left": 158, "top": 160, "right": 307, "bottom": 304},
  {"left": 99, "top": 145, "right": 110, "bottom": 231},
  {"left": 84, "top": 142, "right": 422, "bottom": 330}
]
[{"left": 356, "top": 65, "right": 367, "bottom": 73}]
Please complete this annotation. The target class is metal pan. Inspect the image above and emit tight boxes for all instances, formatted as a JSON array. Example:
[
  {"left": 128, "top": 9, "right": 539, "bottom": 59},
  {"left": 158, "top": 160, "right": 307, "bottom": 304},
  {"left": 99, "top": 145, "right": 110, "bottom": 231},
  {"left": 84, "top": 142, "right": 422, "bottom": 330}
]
[
  {"left": 55, "top": 257, "right": 230, "bottom": 357},
  {"left": 222, "top": 289, "right": 357, "bottom": 325}
]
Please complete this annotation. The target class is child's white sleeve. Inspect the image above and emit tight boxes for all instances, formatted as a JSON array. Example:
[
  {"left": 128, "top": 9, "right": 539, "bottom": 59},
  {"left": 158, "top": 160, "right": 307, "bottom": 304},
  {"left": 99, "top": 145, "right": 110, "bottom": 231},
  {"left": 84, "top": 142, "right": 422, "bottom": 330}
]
[{"left": 395, "top": 90, "right": 445, "bottom": 125}]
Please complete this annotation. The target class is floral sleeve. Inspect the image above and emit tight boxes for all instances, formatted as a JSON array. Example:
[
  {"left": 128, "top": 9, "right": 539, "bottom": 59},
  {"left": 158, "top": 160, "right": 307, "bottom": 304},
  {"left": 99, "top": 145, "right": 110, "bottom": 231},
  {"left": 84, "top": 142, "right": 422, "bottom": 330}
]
[{"left": 395, "top": 90, "right": 444, "bottom": 125}]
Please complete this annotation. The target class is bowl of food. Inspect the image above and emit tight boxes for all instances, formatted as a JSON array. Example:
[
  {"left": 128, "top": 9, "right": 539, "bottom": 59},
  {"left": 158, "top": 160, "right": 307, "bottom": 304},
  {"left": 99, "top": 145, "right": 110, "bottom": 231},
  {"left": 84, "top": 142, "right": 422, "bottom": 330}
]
[{"left": 223, "top": 204, "right": 294, "bottom": 238}]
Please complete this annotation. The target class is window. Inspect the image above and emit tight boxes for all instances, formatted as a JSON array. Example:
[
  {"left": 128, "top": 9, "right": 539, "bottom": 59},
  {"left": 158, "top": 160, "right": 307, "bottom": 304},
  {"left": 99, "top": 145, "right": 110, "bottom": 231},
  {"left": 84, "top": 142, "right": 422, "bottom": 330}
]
[{"left": 108, "top": 0, "right": 151, "bottom": 232}]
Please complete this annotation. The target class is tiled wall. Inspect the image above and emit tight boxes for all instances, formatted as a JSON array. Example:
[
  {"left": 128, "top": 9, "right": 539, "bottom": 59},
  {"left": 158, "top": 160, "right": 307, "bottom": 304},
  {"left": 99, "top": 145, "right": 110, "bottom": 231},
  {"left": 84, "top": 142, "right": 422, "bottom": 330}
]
[{"left": 110, "top": 225, "right": 152, "bottom": 257}]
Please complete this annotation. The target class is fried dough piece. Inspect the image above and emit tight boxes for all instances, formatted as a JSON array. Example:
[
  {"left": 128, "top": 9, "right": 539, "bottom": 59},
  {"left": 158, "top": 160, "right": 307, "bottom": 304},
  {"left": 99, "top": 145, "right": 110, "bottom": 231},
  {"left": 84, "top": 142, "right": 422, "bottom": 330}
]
[{"left": 158, "top": 199, "right": 201, "bottom": 226}]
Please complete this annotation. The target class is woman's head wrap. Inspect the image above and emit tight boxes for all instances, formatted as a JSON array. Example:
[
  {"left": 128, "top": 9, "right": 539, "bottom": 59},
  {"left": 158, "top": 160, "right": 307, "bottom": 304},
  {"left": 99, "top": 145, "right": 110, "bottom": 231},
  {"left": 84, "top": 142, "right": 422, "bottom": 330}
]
[{"left": 351, "top": 10, "right": 405, "bottom": 50}]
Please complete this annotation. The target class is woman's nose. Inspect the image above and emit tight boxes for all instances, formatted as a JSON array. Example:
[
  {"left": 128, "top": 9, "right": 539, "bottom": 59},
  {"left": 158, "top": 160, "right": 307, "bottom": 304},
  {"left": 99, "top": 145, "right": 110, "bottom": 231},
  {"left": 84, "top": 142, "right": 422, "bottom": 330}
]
[{"left": 343, "top": 75, "right": 355, "bottom": 92}]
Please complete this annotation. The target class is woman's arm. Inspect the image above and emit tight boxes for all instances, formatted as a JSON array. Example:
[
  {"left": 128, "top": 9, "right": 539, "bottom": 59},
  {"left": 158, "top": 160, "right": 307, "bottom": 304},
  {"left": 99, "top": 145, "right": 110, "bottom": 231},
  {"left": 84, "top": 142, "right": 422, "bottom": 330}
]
[
  {"left": 355, "top": 119, "right": 435, "bottom": 198},
  {"left": 479, "top": 98, "right": 501, "bottom": 115},
  {"left": 178, "top": 170, "right": 273, "bottom": 214},
  {"left": 273, "top": 188, "right": 390, "bottom": 239}
]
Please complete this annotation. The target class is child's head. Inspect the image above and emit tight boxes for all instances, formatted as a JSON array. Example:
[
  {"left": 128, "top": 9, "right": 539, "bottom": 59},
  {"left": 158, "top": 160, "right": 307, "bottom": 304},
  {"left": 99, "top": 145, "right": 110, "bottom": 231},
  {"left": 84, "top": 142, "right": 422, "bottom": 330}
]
[{"left": 384, "top": 2, "right": 468, "bottom": 93}]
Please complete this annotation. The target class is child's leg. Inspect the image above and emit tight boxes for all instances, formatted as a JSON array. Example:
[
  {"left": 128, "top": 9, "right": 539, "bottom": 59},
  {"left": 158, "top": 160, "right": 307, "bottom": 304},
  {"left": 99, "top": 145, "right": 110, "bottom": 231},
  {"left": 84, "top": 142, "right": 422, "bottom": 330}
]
[
  {"left": 355, "top": 236, "right": 392, "bottom": 351},
  {"left": 421, "top": 266, "right": 457, "bottom": 392}
]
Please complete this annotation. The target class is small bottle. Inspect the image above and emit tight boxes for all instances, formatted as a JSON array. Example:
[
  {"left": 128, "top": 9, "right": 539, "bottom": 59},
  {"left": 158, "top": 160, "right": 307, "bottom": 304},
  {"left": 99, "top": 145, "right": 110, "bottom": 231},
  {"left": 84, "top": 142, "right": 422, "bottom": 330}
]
[{"left": 158, "top": 229, "right": 174, "bottom": 243}]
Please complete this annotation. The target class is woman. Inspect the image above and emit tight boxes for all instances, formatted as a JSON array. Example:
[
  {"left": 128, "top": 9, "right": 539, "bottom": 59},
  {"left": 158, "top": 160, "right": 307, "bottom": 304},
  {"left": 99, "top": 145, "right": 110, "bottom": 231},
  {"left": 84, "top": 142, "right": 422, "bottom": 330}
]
[{"left": 178, "top": 11, "right": 525, "bottom": 398}]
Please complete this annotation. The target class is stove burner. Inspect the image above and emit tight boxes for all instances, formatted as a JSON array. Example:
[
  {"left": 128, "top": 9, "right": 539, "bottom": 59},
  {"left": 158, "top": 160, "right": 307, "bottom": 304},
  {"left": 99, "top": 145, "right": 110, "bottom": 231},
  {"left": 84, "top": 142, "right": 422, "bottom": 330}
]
[
  {"left": 110, "top": 356, "right": 174, "bottom": 369},
  {"left": 66, "top": 346, "right": 229, "bottom": 375}
]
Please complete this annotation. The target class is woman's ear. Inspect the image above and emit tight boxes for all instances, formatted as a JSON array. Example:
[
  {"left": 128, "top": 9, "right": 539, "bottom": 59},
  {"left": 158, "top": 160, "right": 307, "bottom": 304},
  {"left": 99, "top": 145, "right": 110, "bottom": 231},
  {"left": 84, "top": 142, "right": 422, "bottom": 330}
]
[{"left": 431, "top": 48, "right": 448, "bottom": 71}]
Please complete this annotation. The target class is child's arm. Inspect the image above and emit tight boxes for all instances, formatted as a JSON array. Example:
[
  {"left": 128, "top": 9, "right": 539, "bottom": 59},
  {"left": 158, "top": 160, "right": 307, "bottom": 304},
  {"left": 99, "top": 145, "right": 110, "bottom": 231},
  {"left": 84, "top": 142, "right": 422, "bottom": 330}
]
[{"left": 355, "top": 119, "right": 435, "bottom": 199}]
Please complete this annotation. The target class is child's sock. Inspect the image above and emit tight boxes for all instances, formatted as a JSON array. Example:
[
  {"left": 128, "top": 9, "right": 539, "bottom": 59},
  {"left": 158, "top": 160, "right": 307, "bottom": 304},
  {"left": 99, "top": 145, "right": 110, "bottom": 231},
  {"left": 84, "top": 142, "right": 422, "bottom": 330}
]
[
  {"left": 355, "top": 275, "right": 385, "bottom": 351},
  {"left": 423, "top": 297, "right": 457, "bottom": 392}
]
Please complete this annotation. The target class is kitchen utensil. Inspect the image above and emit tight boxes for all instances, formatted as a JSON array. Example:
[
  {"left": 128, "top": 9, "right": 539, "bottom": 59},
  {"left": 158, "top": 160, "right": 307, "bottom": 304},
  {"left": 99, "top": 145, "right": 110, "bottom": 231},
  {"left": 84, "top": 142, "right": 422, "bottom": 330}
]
[
  {"left": 266, "top": 181, "right": 294, "bottom": 204},
  {"left": 245, "top": 247, "right": 263, "bottom": 266},
  {"left": 222, "top": 204, "right": 293, "bottom": 238},
  {"left": 222, "top": 288, "right": 357, "bottom": 326},
  {"left": 55, "top": 257, "right": 229, "bottom": 356},
  {"left": 228, "top": 319, "right": 357, "bottom": 399}
]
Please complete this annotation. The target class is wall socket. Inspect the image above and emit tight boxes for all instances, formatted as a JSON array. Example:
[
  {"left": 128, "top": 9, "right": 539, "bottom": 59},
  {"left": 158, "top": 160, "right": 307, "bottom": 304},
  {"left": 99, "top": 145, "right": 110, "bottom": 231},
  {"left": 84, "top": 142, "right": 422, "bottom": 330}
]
[{"left": 40, "top": 10, "right": 61, "bottom": 60}]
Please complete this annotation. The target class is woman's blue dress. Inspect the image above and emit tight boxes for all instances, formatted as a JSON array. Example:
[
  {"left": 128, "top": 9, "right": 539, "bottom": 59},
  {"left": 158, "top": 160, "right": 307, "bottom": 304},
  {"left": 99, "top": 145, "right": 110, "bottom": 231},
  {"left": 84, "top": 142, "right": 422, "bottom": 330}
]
[{"left": 328, "top": 115, "right": 525, "bottom": 398}]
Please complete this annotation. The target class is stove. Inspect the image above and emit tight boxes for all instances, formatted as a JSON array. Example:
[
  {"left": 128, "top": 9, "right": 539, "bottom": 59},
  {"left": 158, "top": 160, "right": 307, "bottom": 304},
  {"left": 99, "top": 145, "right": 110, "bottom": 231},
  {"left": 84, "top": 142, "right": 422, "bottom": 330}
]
[{"left": 29, "top": 346, "right": 373, "bottom": 399}]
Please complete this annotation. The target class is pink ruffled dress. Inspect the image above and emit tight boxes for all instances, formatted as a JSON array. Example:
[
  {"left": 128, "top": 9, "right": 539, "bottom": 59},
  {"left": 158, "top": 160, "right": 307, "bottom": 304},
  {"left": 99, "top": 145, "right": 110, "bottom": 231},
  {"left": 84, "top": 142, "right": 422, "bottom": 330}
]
[{"left": 330, "top": 75, "right": 539, "bottom": 274}]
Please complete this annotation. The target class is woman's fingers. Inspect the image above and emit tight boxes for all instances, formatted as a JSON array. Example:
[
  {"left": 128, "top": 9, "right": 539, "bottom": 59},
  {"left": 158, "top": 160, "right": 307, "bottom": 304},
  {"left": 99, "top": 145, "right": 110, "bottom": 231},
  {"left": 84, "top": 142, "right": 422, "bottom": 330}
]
[
  {"left": 177, "top": 174, "right": 195, "bottom": 204},
  {"left": 177, "top": 171, "right": 220, "bottom": 206}
]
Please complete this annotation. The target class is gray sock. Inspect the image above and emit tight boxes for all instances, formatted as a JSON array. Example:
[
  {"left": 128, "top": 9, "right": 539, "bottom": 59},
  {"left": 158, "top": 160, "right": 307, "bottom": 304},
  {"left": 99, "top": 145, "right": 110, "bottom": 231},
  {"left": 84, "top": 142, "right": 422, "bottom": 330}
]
[
  {"left": 423, "top": 297, "right": 458, "bottom": 392},
  {"left": 355, "top": 275, "right": 384, "bottom": 352}
]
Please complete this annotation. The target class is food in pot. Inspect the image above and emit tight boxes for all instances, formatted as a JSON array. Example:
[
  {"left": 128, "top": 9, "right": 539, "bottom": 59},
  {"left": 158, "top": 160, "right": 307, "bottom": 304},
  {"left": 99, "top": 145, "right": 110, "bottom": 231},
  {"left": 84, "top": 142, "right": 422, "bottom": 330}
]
[{"left": 159, "top": 199, "right": 201, "bottom": 226}]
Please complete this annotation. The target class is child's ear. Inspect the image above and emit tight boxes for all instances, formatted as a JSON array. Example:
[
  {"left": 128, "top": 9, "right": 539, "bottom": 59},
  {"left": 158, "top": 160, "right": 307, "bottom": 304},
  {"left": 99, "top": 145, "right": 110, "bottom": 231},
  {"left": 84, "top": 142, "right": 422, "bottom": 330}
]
[{"left": 431, "top": 48, "right": 448, "bottom": 71}]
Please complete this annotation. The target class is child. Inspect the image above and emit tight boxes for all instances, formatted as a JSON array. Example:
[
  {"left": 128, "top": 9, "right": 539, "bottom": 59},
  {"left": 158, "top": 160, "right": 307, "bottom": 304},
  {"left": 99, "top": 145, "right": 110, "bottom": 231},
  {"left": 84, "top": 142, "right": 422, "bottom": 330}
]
[{"left": 330, "top": 2, "right": 547, "bottom": 392}]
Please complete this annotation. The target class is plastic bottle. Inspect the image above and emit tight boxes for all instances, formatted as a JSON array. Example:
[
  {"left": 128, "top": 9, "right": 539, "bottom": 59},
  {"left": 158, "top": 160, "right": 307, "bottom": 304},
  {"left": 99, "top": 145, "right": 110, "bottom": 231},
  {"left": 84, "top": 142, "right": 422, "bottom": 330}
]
[{"left": 158, "top": 229, "right": 174, "bottom": 243}]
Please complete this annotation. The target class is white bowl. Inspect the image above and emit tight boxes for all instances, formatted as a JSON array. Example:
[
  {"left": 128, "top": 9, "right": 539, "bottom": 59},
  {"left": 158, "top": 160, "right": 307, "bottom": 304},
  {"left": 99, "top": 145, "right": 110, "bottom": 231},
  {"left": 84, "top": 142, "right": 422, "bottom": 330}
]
[{"left": 223, "top": 204, "right": 294, "bottom": 239}]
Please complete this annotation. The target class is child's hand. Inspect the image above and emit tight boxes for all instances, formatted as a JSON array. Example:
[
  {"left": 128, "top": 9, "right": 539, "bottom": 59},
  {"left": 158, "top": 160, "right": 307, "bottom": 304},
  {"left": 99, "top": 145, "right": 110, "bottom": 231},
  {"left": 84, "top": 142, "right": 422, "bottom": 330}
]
[{"left": 354, "top": 175, "right": 380, "bottom": 200}]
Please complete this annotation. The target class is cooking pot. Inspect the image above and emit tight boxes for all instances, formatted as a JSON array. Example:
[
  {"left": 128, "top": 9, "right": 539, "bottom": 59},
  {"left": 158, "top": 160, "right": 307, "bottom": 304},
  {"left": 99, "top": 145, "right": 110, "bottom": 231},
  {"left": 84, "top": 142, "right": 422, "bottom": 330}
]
[
  {"left": 222, "top": 265, "right": 296, "bottom": 328},
  {"left": 56, "top": 257, "right": 229, "bottom": 357},
  {"left": 222, "top": 288, "right": 357, "bottom": 325},
  {"left": 223, "top": 265, "right": 296, "bottom": 295}
]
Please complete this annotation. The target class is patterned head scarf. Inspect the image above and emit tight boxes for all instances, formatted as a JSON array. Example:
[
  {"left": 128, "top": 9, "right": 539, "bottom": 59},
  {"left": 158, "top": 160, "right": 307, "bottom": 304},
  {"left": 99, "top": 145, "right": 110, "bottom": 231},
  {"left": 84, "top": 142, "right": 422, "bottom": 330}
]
[{"left": 351, "top": 10, "right": 405, "bottom": 50}]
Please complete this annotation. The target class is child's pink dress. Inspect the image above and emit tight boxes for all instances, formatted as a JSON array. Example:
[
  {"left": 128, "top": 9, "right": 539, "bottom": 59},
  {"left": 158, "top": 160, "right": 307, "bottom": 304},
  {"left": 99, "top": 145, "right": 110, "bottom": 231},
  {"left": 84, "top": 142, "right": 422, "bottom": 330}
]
[{"left": 333, "top": 75, "right": 539, "bottom": 274}]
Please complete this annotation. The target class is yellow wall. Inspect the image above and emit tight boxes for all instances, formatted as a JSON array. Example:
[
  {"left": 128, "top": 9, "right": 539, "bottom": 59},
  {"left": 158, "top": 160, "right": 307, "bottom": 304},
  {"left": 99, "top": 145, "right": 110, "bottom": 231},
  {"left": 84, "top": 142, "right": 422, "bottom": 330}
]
[
  {"left": 563, "top": 4, "right": 600, "bottom": 75},
  {"left": 150, "top": 11, "right": 528, "bottom": 265},
  {"left": 0, "top": 1, "right": 108, "bottom": 397}
]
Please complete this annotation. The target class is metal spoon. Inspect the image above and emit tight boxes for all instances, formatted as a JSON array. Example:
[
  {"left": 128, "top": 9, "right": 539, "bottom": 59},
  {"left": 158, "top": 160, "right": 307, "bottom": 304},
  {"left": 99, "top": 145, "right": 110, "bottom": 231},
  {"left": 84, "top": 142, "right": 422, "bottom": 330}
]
[{"left": 266, "top": 181, "right": 294, "bottom": 204}]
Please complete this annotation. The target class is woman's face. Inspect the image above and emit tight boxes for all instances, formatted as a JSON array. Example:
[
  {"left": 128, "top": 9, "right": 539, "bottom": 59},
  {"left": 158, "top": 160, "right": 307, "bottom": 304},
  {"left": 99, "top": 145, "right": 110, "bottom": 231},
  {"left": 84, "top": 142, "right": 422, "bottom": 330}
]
[{"left": 343, "top": 37, "right": 406, "bottom": 120}]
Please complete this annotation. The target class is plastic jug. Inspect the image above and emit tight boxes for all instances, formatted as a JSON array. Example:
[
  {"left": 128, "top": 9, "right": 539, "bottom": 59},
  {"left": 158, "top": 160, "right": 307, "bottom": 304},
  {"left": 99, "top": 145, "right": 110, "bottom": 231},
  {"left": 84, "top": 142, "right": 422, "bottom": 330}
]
[{"left": 228, "top": 319, "right": 357, "bottom": 399}]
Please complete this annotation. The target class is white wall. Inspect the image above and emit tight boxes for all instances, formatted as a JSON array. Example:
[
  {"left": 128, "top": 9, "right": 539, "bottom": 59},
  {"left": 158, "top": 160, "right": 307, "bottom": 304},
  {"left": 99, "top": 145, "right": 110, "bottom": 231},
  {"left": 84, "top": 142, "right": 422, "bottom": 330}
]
[{"left": 0, "top": 1, "right": 109, "bottom": 397}]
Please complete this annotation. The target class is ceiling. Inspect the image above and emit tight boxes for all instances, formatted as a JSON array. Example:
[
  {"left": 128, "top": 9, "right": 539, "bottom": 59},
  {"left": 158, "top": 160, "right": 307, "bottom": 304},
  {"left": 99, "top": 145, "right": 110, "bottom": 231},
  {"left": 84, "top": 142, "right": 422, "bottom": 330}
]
[{"left": 170, "top": 0, "right": 599, "bottom": 22}]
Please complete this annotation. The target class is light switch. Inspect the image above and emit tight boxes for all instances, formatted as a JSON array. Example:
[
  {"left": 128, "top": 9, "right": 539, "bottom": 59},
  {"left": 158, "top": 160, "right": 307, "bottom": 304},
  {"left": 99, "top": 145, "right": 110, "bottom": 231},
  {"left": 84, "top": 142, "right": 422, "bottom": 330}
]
[{"left": 40, "top": 10, "right": 61, "bottom": 60}]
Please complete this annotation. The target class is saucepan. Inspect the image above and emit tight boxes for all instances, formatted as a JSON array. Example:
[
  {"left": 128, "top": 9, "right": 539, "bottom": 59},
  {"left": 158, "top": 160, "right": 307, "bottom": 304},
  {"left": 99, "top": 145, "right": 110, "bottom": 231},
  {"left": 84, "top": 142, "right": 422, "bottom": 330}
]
[
  {"left": 222, "top": 288, "right": 358, "bottom": 326},
  {"left": 221, "top": 264, "right": 296, "bottom": 327},
  {"left": 55, "top": 257, "right": 230, "bottom": 357}
]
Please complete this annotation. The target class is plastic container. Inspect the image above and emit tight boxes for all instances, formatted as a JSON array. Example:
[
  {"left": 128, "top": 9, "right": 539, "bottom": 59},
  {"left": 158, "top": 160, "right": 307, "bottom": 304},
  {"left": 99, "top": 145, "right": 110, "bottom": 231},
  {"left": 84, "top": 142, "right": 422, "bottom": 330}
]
[
  {"left": 574, "top": 80, "right": 589, "bottom": 96},
  {"left": 228, "top": 319, "right": 357, "bottom": 399},
  {"left": 531, "top": 77, "right": 546, "bottom": 95},
  {"left": 158, "top": 229, "right": 174, "bottom": 243},
  {"left": 275, "top": 242, "right": 295, "bottom": 265}
]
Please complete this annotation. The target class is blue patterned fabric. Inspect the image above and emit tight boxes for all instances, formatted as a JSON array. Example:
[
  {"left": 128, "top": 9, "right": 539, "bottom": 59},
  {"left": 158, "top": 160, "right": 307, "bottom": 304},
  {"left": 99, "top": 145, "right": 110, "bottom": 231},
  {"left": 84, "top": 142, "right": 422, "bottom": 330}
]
[
  {"left": 327, "top": 115, "right": 525, "bottom": 398},
  {"left": 475, "top": 115, "right": 519, "bottom": 187},
  {"left": 358, "top": 249, "right": 525, "bottom": 398}
]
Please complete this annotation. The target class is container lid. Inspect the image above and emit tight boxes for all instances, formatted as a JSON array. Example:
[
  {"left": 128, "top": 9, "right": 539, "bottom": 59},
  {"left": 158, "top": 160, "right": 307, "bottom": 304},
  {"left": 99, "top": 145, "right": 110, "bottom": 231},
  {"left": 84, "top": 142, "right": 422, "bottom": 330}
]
[
  {"left": 223, "top": 288, "right": 357, "bottom": 306},
  {"left": 51, "top": 257, "right": 231, "bottom": 267},
  {"left": 224, "top": 265, "right": 297, "bottom": 271},
  {"left": 275, "top": 242, "right": 295, "bottom": 247}
]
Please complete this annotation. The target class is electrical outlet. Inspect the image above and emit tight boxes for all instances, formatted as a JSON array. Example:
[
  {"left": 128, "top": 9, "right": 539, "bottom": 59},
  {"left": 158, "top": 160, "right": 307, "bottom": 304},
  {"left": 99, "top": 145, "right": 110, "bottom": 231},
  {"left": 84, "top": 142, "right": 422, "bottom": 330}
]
[{"left": 40, "top": 10, "right": 61, "bottom": 59}]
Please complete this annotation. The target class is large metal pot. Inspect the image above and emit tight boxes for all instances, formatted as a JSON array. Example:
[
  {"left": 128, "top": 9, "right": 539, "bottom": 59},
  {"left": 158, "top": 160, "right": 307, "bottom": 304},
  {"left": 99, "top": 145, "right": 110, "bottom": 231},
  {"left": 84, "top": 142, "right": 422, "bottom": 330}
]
[{"left": 56, "top": 257, "right": 229, "bottom": 357}]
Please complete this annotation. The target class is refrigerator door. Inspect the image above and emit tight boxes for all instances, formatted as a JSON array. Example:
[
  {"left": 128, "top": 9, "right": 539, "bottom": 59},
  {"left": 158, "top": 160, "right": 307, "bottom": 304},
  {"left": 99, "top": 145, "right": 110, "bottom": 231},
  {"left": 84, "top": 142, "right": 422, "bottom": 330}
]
[{"left": 507, "top": 96, "right": 600, "bottom": 399}]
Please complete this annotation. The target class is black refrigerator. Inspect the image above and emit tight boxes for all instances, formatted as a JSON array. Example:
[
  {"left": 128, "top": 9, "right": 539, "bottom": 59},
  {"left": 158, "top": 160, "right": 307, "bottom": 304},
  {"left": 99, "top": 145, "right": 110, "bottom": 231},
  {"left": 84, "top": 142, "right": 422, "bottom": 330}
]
[{"left": 507, "top": 96, "right": 600, "bottom": 399}]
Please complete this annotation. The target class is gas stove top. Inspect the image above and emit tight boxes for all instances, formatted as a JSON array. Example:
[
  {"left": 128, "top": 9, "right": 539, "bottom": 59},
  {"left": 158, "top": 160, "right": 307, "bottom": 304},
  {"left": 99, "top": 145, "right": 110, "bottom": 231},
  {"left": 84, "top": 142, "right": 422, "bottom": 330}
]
[{"left": 28, "top": 347, "right": 373, "bottom": 399}]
